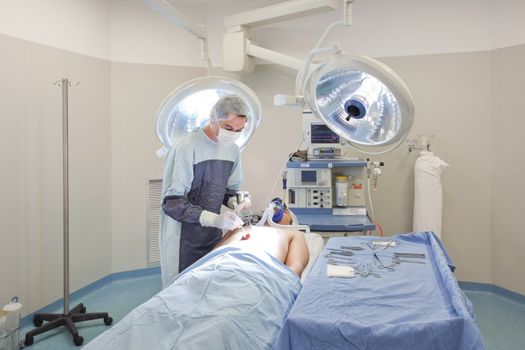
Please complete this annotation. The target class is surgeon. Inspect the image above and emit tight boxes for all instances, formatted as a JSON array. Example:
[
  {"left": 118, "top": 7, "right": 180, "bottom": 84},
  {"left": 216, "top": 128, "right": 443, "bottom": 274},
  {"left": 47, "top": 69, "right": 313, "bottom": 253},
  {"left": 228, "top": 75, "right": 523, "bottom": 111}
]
[{"left": 159, "top": 95, "right": 252, "bottom": 288}]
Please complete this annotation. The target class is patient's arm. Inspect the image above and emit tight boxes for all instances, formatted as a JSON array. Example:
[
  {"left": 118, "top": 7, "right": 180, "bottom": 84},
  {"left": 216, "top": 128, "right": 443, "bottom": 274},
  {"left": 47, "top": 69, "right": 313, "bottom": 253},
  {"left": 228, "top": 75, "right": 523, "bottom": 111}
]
[{"left": 284, "top": 231, "right": 309, "bottom": 277}]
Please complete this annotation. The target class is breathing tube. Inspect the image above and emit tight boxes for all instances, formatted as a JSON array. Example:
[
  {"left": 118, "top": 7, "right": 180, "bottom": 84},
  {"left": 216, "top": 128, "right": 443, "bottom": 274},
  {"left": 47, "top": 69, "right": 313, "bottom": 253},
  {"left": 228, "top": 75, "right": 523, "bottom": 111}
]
[{"left": 256, "top": 198, "right": 310, "bottom": 234}]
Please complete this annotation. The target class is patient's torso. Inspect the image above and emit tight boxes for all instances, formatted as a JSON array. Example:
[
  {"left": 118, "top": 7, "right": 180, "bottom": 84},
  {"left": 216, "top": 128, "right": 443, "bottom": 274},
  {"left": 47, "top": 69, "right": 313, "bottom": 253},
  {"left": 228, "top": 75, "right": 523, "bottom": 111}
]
[{"left": 218, "top": 226, "right": 290, "bottom": 263}]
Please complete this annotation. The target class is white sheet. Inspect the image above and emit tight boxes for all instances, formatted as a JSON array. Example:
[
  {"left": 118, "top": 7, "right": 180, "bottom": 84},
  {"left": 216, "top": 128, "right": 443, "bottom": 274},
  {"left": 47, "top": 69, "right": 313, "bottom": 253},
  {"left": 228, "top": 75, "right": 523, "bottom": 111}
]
[{"left": 302, "top": 232, "right": 324, "bottom": 283}]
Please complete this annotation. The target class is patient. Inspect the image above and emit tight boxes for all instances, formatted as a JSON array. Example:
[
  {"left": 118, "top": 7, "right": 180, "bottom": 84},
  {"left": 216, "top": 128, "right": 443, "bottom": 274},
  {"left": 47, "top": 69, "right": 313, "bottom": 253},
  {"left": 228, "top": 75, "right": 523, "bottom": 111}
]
[
  {"left": 214, "top": 225, "right": 309, "bottom": 277},
  {"left": 83, "top": 225, "right": 310, "bottom": 350}
]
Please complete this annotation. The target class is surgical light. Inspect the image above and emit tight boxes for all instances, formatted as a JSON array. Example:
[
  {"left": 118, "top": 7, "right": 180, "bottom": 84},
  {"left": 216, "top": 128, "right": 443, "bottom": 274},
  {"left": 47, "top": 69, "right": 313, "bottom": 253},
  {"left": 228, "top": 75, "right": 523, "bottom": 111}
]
[
  {"left": 304, "top": 54, "right": 415, "bottom": 149},
  {"left": 222, "top": 0, "right": 415, "bottom": 154},
  {"left": 155, "top": 76, "right": 262, "bottom": 156}
]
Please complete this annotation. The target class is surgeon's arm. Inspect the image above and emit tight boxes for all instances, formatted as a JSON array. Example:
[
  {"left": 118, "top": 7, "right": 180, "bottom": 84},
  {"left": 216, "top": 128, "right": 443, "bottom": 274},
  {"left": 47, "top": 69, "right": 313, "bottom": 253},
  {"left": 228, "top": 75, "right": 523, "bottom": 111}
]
[
  {"left": 284, "top": 231, "right": 309, "bottom": 277},
  {"left": 162, "top": 145, "right": 203, "bottom": 224},
  {"left": 223, "top": 151, "right": 242, "bottom": 206}
]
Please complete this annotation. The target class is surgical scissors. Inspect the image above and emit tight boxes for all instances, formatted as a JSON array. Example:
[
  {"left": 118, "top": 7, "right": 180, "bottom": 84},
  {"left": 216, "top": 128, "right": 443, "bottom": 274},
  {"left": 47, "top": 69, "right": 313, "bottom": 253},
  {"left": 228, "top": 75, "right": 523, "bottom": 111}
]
[
  {"left": 373, "top": 252, "right": 397, "bottom": 272},
  {"left": 356, "top": 271, "right": 381, "bottom": 278},
  {"left": 355, "top": 264, "right": 381, "bottom": 278}
]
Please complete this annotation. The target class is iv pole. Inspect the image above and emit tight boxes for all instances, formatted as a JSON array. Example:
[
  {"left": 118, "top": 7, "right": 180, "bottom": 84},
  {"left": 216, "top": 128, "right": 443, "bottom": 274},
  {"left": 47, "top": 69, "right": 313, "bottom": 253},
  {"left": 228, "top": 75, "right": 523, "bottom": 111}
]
[{"left": 24, "top": 79, "right": 113, "bottom": 347}]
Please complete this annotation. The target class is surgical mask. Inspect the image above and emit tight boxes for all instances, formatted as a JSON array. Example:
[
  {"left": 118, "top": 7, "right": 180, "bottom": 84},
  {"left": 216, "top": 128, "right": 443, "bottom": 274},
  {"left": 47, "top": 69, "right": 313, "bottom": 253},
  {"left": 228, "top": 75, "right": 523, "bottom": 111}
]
[
  {"left": 217, "top": 127, "right": 242, "bottom": 144},
  {"left": 213, "top": 118, "right": 241, "bottom": 144}
]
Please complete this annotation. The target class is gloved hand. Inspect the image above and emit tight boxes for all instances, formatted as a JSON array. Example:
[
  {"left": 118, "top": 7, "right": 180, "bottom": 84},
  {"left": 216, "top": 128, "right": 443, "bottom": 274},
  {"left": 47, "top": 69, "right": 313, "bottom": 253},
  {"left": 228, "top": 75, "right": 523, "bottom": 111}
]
[{"left": 199, "top": 210, "right": 244, "bottom": 230}]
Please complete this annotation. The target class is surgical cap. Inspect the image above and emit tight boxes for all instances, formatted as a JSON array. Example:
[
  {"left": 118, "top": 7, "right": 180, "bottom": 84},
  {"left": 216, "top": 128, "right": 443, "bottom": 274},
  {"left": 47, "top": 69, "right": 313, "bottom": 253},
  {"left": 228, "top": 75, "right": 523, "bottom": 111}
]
[{"left": 211, "top": 95, "right": 249, "bottom": 121}]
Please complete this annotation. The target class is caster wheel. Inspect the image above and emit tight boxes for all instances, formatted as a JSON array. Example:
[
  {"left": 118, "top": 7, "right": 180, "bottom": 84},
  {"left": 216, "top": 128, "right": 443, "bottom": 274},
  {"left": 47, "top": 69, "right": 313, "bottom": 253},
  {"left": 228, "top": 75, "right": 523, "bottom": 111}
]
[
  {"left": 33, "top": 315, "right": 43, "bottom": 327},
  {"left": 73, "top": 335, "right": 84, "bottom": 346},
  {"left": 79, "top": 306, "right": 86, "bottom": 314},
  {"left": 24, "top": 334, "right": 34, "bottom": 346},
  {"left": 104, "top": 316, "right": 113, "bottom": 326}
]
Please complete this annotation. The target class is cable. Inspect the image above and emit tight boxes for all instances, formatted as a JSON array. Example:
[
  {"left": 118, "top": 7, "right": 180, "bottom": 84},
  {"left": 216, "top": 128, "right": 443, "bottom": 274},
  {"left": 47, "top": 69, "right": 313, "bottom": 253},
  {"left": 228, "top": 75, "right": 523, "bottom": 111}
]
[
  {"left": 366, "top": 178, "right": 375, "bottom": 222},
  {"left": 256, "top": 138, "right": 305, "bottom": 212},
  {"left": 376, "top": 223, "right": 383, "bottom": 237},
  {"left": 257, "top": 166, "right": 285, "bottom": 212},
  {"left": 313, "top": 20, "right": 344, "bottom": 50}
]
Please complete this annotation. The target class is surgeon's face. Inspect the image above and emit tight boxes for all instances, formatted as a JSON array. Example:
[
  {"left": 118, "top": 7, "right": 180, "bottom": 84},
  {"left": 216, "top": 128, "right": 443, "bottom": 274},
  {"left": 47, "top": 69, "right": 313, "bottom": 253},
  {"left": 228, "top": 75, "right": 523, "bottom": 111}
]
[{"left": 216, "top": 114, "right": 247, "bottom": 133}]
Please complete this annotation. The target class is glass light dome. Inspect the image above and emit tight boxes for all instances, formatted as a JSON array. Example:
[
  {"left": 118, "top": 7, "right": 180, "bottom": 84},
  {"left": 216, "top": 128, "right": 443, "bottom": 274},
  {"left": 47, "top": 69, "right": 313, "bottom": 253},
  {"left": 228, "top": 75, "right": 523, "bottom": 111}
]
[
  {"left": 304, "top": 55, "right": 415, "bottom": 148},
  {"left": 155, "top": 76, "right": 262, "bottom": 155}
]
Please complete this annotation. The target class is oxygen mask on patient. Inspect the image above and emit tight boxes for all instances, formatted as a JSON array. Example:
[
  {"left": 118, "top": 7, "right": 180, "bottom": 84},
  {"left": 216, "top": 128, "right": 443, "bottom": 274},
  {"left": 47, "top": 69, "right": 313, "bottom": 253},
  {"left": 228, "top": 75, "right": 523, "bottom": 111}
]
[
  {"left": 270, "top": 198, "right": 293, "bottom": 225},
  {"left": 255, "top": 198, "right": 311, "bottom": 233}
]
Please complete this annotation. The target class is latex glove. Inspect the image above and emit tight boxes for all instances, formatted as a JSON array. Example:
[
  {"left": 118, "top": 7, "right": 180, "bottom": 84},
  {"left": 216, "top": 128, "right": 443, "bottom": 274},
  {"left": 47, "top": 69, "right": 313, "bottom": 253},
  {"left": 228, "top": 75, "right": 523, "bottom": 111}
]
[
  {"left": 233, "top": 197, "right": 252, "bottom": 214},
  {"left": 199, "top": 210, "right": 243, "bottom": 230}
]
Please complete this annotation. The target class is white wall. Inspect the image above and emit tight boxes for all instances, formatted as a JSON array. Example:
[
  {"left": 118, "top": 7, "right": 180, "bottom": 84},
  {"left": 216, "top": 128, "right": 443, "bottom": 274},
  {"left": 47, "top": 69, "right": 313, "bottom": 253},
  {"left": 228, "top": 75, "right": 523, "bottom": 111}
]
[
  {"left": 490, "top": 44, "right": 525, "bottom": 295},
  {"left": 212, "top": 0, "right": 493, "bottom": 64},
  {"left": 379, "top": 52, "right": 493, "bottom": 284},
  {"left": 3, "top": 0, "right": 524, "bottom": 67},
  {"left": 2, "top": 0, "right": 525, "bottom": 66},
  {"left": 108, "top": 0, "right": 525, "bottom": 67},
  {"left": 490, "top": 0, "right": 525, "bottom": 49},
  {"left": 0, "top": 0, "right": 109, "bottom": 59},
  {"left": 109, "top": 0, "right": 202, "bottom": 66},
  {"left": 0, "top": 34, "right": 111, "bottom": 314},
  {"left": 0, "top": 0, "right": 111, "bottom": 314},
  {"left": 109, "top": 63, "right": 204, "bottom": 272}
]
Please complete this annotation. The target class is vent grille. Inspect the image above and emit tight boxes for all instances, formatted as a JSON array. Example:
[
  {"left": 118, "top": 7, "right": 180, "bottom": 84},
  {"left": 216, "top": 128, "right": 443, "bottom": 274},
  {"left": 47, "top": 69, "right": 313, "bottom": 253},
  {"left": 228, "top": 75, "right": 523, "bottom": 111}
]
[{"left": 146, "top": 178, "right": 163, "bottom": 267}]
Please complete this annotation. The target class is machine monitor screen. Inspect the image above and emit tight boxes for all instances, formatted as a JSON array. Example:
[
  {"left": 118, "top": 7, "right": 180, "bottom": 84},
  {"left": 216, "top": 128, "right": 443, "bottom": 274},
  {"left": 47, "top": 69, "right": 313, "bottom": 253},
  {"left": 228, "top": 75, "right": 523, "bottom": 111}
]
[
  {"left": 301, "top": 170, "right": 317, "bottom": 184},
  {"left": 311, "top": 123, "right": 340, "bottom": 144}
]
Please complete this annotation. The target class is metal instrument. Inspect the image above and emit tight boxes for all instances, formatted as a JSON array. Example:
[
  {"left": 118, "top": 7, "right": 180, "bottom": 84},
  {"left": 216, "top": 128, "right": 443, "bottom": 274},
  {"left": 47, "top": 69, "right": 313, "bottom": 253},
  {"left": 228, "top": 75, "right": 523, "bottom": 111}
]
[
  {"left": 340, "top": 245, "right": 364, "bottom": 251},
  {"left": 394, "top": 252, "right": 425, "bottom": 259},
  {"left": 373, "top": 252, "right": 397, "bottom": 272},
  {"left": 393, "top": 258, "right": 426, "bottom": 264},
  {"left": 327, "top": 250, "right": 354, "bottom": 257},
  {"left": 327, "top": 259, "right": 355, "bottom": 266},
  {"left": 324, "top": 254, "right": 354, "bottom": 262},
  {"left": 355, "top": 264, "right": 381, "bottom": 278}
]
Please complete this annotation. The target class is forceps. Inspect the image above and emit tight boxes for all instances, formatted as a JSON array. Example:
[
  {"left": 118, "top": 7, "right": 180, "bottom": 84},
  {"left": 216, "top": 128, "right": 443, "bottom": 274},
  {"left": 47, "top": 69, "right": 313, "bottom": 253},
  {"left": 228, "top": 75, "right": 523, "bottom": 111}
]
[
  {"left": 327, "top": 250, "right": 354, "bottom": 257},
  {"left": 324, "top": 253, "right": 354, "bottom": 262},
  {"left": 327, "top": 259, "right": 355, "bottom": 266}
]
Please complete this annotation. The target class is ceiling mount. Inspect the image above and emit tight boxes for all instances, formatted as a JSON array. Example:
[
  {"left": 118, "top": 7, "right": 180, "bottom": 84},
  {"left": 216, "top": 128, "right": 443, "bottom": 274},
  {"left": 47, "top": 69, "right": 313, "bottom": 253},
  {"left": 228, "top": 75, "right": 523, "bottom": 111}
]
[{"left": 222, "top": 0, "right": 415, "bottom": 154}]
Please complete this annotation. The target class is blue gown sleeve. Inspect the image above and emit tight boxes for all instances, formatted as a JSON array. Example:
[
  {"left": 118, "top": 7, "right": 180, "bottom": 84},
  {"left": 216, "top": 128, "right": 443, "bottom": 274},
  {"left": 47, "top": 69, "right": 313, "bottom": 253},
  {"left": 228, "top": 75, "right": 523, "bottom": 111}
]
[
  {"left": 162, "top": 142, "right": 203, "bottom": 224},
  {"left": 223, "top": 150, "right": 243, "bottom": 205}
]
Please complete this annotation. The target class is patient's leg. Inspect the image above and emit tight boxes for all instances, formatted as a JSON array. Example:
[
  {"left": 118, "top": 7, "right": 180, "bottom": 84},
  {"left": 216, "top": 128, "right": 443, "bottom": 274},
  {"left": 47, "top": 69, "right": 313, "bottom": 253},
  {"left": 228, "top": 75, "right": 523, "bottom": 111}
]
[{"left": 283, "top": 230, "right": 309, "bottom": 277}]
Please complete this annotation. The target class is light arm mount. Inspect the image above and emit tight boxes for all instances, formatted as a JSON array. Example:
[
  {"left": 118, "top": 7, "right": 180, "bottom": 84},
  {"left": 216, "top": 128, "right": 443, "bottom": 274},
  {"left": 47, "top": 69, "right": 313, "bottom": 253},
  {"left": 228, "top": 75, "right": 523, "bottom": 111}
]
[
  {"left": 223, "top": 0, "right": 339, "bottom": 73},
  {"left": 144, "top": 0, "right": 211, "bottom": 71}
]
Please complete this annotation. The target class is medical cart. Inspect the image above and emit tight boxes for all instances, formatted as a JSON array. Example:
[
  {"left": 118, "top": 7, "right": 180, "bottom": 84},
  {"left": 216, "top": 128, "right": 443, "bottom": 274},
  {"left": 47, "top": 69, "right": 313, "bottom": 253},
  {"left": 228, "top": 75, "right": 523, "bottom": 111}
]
[{"left": 286, "top": 159, "right": 375, "bottom": 239}]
